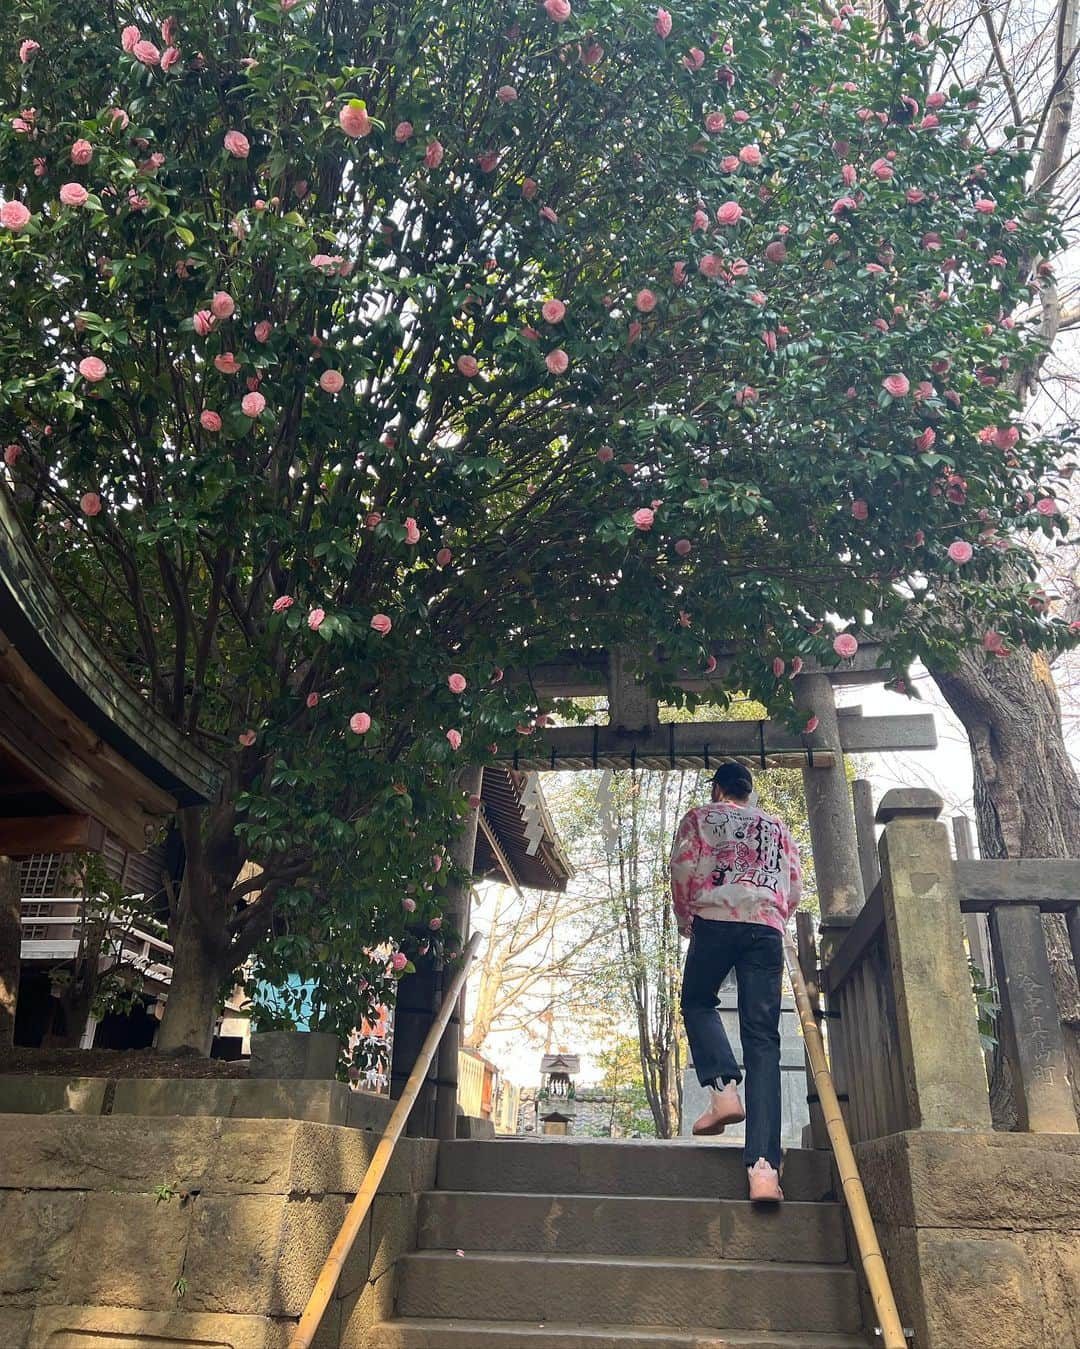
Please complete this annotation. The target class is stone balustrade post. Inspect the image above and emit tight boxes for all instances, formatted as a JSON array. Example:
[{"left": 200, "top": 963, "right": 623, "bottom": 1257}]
[{"left": 876, "top": 789, "right": 992, "bottom": 1131}]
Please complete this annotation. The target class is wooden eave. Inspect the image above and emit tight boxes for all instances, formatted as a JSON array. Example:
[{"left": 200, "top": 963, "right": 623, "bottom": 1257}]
[{"left": 0, "top": 486, "right": 221, "bottom": 852}]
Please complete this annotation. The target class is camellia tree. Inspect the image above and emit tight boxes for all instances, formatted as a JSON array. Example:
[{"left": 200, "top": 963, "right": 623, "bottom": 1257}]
[{"left": 0, "top": 0, "right": 1073, "bottom": 1051}]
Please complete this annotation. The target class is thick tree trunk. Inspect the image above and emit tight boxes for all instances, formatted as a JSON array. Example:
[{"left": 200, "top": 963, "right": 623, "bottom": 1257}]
[
  {"left": 932, "top": 645, "right": 1080, "bottom": 1123},
  {"left": 156, "top": 900, "right": 228, "bottom": 1055},
  {"left": 0, "top": 856, "right": 21, "bottom": 1047}
]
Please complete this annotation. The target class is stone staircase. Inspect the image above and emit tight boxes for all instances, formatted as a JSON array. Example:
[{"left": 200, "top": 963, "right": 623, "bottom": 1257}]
[{"left": 368, "top": 1138, "right": 871, "bottom": 1348}]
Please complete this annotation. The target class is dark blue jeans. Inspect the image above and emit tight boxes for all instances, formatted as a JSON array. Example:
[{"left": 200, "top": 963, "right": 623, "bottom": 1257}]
[{"left": 681, "top": 917, "right": 784, "bottom": 1170}]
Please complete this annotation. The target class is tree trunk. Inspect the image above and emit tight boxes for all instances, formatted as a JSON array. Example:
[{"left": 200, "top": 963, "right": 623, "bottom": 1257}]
[
  {"left": 932, "top": 645, "right": 1080, "bottom": 1123},
  {"left": 157, "top": 901, "right": 228, "bottom": 1054},
  {"left": 0, "top": 856, "right": 21, "bottom": 1047}
]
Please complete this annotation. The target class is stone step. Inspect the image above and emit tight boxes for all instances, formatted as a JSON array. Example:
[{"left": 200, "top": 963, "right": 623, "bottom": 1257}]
[
  {"left": 437, "top": 1140, "right": 835, "bottom": 1203},
  {"left": 394, "top": 1251, "right": 862, "bottom": 1333},
  {"left": 418, "top": 1192, "right": 848, "bottom": 1264},
  {"left": 369, "top": 1321, "right": 872, "bottom": 1349}
]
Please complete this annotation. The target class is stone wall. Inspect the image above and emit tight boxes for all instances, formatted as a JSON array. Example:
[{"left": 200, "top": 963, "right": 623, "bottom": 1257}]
[
  {"left": 855, "top": 1130, "right": 1080, "bottom": 1349},
  {"left": 0, "top": 1111, "right": 435, "bottom": 1348}
]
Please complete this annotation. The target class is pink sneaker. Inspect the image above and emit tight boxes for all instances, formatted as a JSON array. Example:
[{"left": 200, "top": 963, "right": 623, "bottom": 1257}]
[
  {"left": 691, "top": 1082, "right": 746, "bottom": 1136},
  {"left": 748, "top": 1157, "right": 784, "bottom": 1203}
]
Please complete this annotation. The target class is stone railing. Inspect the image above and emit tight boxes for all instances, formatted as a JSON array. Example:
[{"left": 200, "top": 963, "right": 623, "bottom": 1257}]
[{"left": 824, "top": 789, "right": 1080, "bottom": 1140}]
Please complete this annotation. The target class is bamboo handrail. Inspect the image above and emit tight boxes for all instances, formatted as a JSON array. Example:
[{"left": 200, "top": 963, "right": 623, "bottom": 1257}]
[
  {"left": 289, "top": 930, "right": 483, "bottom": 1349},
  {"left": 783, "top": 931, "right": 908, "bottom": 1349}
]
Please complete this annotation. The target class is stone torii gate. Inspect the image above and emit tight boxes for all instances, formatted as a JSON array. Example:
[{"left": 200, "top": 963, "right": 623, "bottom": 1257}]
[
  {"left": 398, "top": 639, "right": 939, "bottom": 1137},
  {"left": 500, "top": 641, "right": 936, "bottom": 939}
]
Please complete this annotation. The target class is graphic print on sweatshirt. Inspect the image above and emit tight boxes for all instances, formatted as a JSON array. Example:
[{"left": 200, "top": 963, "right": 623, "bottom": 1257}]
[{"left": 701, "top": 807, "right": 783, "bottom": 895}]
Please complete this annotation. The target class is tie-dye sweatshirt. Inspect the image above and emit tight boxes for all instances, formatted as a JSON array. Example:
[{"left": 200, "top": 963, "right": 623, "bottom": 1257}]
[{"left": 669, "top": 801, "right": 802, "bottom": 935}]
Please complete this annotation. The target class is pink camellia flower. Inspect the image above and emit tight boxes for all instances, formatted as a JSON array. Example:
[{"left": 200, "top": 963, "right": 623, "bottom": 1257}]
[
  {"left": 436, "top": 547, "right": 452, "bottom": 566},
  {"left": 366, "top": 513, "right": 381, "bottom": 530},
  {"left": 78, "top": 356, "right": 107, "bottom": 382},
  {"left": 841, "top": 164, "right": 857, "bottom": 188},
  {"left": 704, "top": 655, "right": 718, "bottom": 674},
  {"left": 193, "top": 310, "right": 214, "bottom": 337},
  {"left": 919, "top": 112, "right": 939, "bottom": 128},
  {"left": 161, "top": 45, "right": 181, "bottom": 71},
  {"left": 722, "top": 157, "right": 741, "bottom": 174},
  {"left": 319, "top": 369, "right": 345, "bottom": 394},
  {"left": 19, "top": 39, "right": 41, "bottom": 62},
  {"left": 974, "top": 198, "right": 996, "bottom": 214},
  {"left": 804, "top": 715, "right": 820, "bottom": 734},
  {"left": 672, "top": 261, "right": 688, "bottom": 285},
  {"left": 371, "top": 613, "right": 392, "bottom": 635},
  {"left": 424, "top": 141, "right": 445, "bottom": 168},
  {"left": 80, "top": 491, "right": 102, "bottom": 516},
  {"left": 429, "top": 916, "right": 443, "bottom": 930},
  {"left": 632, "top": 507, "right": 655, "bottom": 530},
  {"left": 739, "top": 144, "right": 762, "bottom": 166},
  {"left": 211, "top": 291, "right": 235, "bottom": 320},
  {"left": 238, "top": 729, "right": 257, "bottom": 747},
  {"left": 404, "top": 517, "right": 420, "bottom": 545},
  {"left": 200, "top": 409, "right": 222, "bottom": 432},
  {"left": 305, "top": 692, "right": 320, "bottom": 709},
  {"left": 272, "top": 594, "right": 294, "bottom": 613},
  {"left": 544, "top": 0, "right": 572, "bottom": 19},
  {"left": 699, "top": 253, "right": 723, "bottom": 278},
  {"left": 448, "top": 673, "right": 467, "bottom": 694},
  {"left": 772, "top": 657, "right": 785, "bottom": 677},
  {"left": 749, "top": 290, "right": 767, "bottom": 306},
  {"left": 948, "top": 540, "right": 974, "bottom": 564},
  {"left": 59, "top": 183, "right": 89, "bottom": 207},
  {"left": 133, "top": 39, "right": 161, "bottom": 65},
  {"left": 350, "top": 711, "right": 372, "bottom": 734},
  {"left": 478, "top": 151, "right": 500, "bottom": 173},
  {"left": 883, "top": 373, "right": 910, "bottom": 397},
  {"left": 762, "top": 330, "right": 777, "bottom": 352},
  {"left": 456, "top": 354, "right": 479, "bottom": 378},
  {"left": 402, "top": 896, "right": 417, "bottom": 914},
  {"left": 394, "top": 121, "right": 414, "bottom": 143},
  {"left": 791, "top": 657, "right": 804, "bottom": 676},
  {"left": 0, "top": 201, "right": 31, "bottom": 232},
  {"left": 905, "top": 188, "right": 926, "bottom": 205},
  {"left": 241, "top": 391, "right": 266, "bottom": 417},
  {"left": 691, "top": 209, "right": 709, "bottom": 232},
  {"left": 1003, "top": 217, "right": 1019, "bottom": 233},
  {"left": 545, "top": 348, "right": 569, "bottom": 374},
  {"left": 496, "top": 85, "right": 518, "bottom": 104},
  {"left": 446, "top": 729, "right": 462, "bottom": 750},
  {"left": 870, "top": 157, "right": 893, "bottom": 181},
  {"left": 635, "top": 288, "right": 658, "bottom": 313},
  {"left": 993, "top": 426, "right": 1019, "bottom": 450},
  {"left": 390, "top": 951, "right": 408, "bottom": 973},
  {"left": 215, "top": 352, "right": 241, "bottom": 375},
  {"left": 522, "top": 177, "right": 539, "bottom": 200},
  {"left": 3, "top": 444, "right": 21, "bottom": 467},
  {"left": 705, "top": 111, "right": 726, "bottom": 133},
  {"left": 927, "top": 91, "right": 946, "bottom": 109},
  {"left": 683, "top": 47, "right": 705, "bottom": 70},
  {"left": 716, "top": 201, "right": 743, "bottom": 226},
  {"left": 308, "top": 606, "right": 326, "bottom": 630},
  {"left": 852, "top": 499, "right": 869, "bottom": 520},
  {"left": 339, "top": 102, "right": 372, "bottom": 137},
  {"left": 539, "top": 205, "right": 558, "bottom": 224},
  {"left": 655, "top": 7, "right": 672, "bottom": 36},
  {"left": 542, "top": 299, "right": 566, "bottom": 323},
  {"left": 1036, "top": 498, "right": 1057, "bottom": 516},
  {"left": 832, "top": 196, "right": 857, "bottom": 215},
  {"left": 121, "top": 25, "right": 140, "bottom": 52},
  {"left": 833, "top": 633, "right": 859, "bottom": 659},
  {"left": 224, "top": 130, "right": 250, "bottom": 158},
  {"left": 109, "top": 106, "right": 130, "bottom": 130},
  {"left": 70, "top": 140, "right": 93, "bottom": 166},
  {"left": 254, "top": 320, "right": 272, "bottom": 343},
  {"left": 915, "top": 427, "right": 935, "bottom": 452},
  {"left": 596, "top": 446, "right": 615, "bottom": 463}
]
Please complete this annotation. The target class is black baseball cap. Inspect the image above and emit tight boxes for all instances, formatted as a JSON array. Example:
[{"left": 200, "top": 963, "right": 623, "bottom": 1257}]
[{"left": 711, "top": 762, "right": 754, "bottom": 797}]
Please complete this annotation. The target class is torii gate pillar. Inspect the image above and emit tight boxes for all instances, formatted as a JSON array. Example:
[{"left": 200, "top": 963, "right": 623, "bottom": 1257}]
[{"left": 794, "top": 675, "right": 865, "bottom": 953}]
